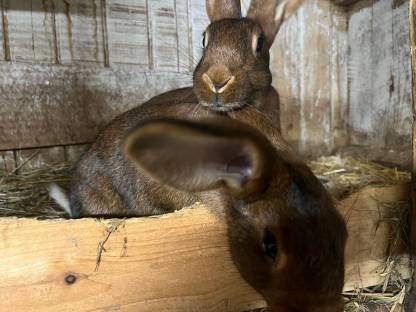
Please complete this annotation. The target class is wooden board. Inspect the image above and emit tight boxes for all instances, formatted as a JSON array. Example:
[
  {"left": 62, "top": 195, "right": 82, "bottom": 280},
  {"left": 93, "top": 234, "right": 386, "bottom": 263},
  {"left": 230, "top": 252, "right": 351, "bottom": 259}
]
[
  {"left": 0, "top": 184, "right": 411, "bottom": 311},
  {"left": 408, "top": 0, "right": 416, "bottom": 310},
  {"left": 271, "top": 0, "right": 349, "bottom": 157},
  {"left": 347, "top": 0, "right": 412, "bottom": 168},
  {"left": 0, "top": 62, "right": 192, "bottom": 150}
]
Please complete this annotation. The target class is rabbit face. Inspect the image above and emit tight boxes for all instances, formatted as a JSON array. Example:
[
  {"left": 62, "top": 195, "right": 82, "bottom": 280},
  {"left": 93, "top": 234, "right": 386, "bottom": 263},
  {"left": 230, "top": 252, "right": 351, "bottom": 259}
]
[
  {"left": 193, "top": 18, "right": 272, "bottom": 112},
  {"left": 227, "top": 165, "right": 347, "bottom": 311}
]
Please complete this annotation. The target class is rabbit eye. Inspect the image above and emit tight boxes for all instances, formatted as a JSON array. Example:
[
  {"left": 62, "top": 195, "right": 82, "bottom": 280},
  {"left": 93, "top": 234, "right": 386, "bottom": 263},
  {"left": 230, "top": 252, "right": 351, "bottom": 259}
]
[
  {"left": 262, "top": 229, "right": 278, "bottom": 262},
  {"left": 256, "top": 34, "right": 265, "bottom": 53},
  {"left": 202, "top": 32, "right": 207, "bottom": 48}
]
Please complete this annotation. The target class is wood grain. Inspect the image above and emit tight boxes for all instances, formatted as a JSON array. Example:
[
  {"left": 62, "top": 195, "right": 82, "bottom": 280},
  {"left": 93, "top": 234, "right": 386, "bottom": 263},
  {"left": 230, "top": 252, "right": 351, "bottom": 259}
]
[
  {"left": 0, "top": 0, "right": 5, "bottom": 60},
  {"left": 408, "top": 0, "right": 416, "bottom": 310},
  {"left": 0, "top": 205, "right": 266, "bottom": 312},
  {"left": 0, "top": 184, "right": 411, "bottom": 311},
  {"left": 347, "top": 0, "right": 412, "bottom": 167},
  {"left": 0, "top": 62, "right": 192, "bottom": 150}
]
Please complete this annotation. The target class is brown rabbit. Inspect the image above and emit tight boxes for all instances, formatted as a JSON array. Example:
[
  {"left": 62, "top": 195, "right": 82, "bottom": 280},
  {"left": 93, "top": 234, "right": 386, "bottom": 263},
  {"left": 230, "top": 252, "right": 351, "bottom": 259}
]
[{"left": 122, "top": 117, "right": 347, "bottom": 311}]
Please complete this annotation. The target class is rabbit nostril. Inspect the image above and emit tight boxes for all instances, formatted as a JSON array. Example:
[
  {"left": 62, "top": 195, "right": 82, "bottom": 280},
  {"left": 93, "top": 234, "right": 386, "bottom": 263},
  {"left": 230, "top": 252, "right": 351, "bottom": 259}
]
[{"left": 202, "top": 73, "right": 234, "bottom": 94}]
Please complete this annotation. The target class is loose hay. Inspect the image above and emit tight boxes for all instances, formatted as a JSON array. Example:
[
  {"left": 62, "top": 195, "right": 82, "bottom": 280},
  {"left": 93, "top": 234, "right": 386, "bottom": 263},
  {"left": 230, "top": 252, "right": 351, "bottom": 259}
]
[{"left": 0, "top": 163, "right": 73, "bottom": 218}]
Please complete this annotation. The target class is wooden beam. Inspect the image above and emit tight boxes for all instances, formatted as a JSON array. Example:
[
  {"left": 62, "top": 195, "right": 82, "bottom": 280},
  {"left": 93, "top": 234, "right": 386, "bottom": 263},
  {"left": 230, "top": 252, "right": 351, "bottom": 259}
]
[
  {"left": 0, "top": 62, "right": 192, "bottom": 151},
  {"left": 408, "top": 0, "right": 416, "bottom": 310},
  {"left": 0, "top": 184, "right": 411, "bottom": 311}
]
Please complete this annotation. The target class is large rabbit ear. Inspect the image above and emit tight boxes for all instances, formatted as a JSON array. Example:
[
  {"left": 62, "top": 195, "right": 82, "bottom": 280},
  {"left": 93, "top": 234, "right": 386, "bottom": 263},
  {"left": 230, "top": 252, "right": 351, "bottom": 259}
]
[
  {"left": 247, "top": 0, "right": 304, "bottom": 46},
  {"left": 206, "top": 0, "right": 241, "bottom": 22},
  {"left": 124, "top": 118, "right": 273, "bottom": 198}
]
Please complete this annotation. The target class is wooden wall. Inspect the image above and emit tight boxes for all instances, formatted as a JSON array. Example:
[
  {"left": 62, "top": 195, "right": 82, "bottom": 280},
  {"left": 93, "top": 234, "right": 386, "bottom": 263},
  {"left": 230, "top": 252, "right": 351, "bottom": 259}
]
[{"left": 0, "top": 0, "right": 412, "bottom": 171}]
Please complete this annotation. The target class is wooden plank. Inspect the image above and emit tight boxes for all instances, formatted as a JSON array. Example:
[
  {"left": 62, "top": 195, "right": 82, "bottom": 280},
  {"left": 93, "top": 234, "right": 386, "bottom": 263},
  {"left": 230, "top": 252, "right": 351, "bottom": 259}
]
[
  {"left": 0, "top": 0, "right": 4, "bottom": 61},
  {"left": 0, "top": 205, "right": 267, "bottom": 312},
  {"left": 297, "top": 0, "right": 332, "bottom": 156},
  {"left": 348, "top": 0, "right": 412, "bottom": 167},
  {"left": 3, "top": 1, "right": 35, "bottom": 62},
  {"left": 0, "top": 62, "right": 193, "bottom": 150},
  {"left": 0, "top": 184, "right": 411, "bottom": 311},
  {"left": 339, "top": 184, "right": 411, "bottom": 291},
  {"left": 0, "top": 150, "right": 15, "bottom": 172},
  {"left": 188, "top": 0, "right": 208, "bottom": 66},
  {"left": 147, "top": 0, "right": 178, "bottom": 70},
  {"left": 331, "top": 0, "right": 361, "bottom": 6},
  {"left": 105, "top": 0, "right": 149, "bottom": 68},
  {"left": 271, "top": 5, "right": 301, "bottom": 149},
  {"left": 14, "top": 147, "right": 66, "bottom": 172},
  {"left": 55, "top": 0, "right": 105, "bottom": 65},
  {"left": 408, "top": 0, "right": 416, "bottom": 310},
  {"left": 175, "top": 0, "right": 192, "bottom": 72}
]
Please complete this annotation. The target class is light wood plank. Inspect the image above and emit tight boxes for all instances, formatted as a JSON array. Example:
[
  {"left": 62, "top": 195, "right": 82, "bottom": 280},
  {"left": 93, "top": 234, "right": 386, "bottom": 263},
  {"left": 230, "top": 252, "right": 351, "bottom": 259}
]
[
  {"left": 0, "top": 62, "right": 193, "bottom": 150},
  {"left": 0, "top": 205, "right": 266, "bottom": 312},
  {"left": 175, "top": 0, "right": 192, "bottom": 72},
  {"left": 0, "top": 184, "right": 411, "bottom": 311},
  {"left": 188, "top": 0, "right": 208, "bottom": 66},
  {"left": 105, "top": 0, "right": 149, "bottom": 68},
  {"left": 55, "top": 0, "right": 105, "bottom": 65},
  {"left": 348, "top": 0, "right": 412, "bottom": 166},
  {"left": 297, "top": 0, "right": 332, "bottom": 156},
  {"left": 147, "top": 0, "right": 178, "bottom": 71},
  {"left": 0, "top": 0, "right": 4, "bottom": 61}
]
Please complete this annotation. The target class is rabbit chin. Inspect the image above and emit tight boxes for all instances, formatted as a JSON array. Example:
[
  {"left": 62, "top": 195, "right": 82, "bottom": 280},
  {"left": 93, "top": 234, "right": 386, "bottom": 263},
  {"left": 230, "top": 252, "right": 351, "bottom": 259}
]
[{"left": 199, "top": 100, "right": 245, "bottom": 112}]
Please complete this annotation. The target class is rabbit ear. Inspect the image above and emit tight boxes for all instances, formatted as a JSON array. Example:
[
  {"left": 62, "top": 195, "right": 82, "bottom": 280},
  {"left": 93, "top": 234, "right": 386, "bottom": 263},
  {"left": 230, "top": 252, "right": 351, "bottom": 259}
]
[
  {"left": 206, "top": 0, "right": 241, "bottom": 22},
  {"left": 247, "top": 0, "right": 304, "bottom": 46},
  {"left": 124, "top": 118, "right": 273, "bottom": 198}
]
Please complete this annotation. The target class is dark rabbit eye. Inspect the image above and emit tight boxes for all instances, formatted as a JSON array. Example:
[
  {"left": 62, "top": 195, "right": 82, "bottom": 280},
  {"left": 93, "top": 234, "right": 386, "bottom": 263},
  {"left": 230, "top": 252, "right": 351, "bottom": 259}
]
[
  {"left": 256, "top": 35, "right": 265, "bottom": 53},
  {"left": 202, "top": 33, "right": 206, "bottom": 48},
  {"left": 262, "top": 229, "right": 278, "bottom": 262}
]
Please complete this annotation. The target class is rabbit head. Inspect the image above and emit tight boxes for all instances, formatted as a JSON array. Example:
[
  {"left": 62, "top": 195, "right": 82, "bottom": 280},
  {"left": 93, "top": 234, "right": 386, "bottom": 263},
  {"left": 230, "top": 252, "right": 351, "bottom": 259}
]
[
  {"left": 124, "top": 117, "right": 347, "bottom": 311},
  {"left": 193, "top": 0, "right": 304, "bottom": 112}
]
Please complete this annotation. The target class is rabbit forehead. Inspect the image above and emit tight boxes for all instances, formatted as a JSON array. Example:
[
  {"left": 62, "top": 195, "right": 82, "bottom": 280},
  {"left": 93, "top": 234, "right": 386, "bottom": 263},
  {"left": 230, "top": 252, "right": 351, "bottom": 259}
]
[{"left": 207, "top": 18, "right": 261, "bottom": 48}]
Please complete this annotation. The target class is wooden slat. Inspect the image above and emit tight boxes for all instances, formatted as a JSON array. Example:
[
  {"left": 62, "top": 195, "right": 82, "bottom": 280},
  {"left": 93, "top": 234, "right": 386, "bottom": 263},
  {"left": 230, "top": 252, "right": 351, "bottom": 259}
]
[
  {"left": 0, "top": 205, "right": 267, "bottom": 312},
  {"left": 14, "top": 147, "right": 66, "bottom": 173},
  {"left": 0, "top": 62, "right": 192, "bottom": 150},
  {"left": 188, "top": 0, "right": 208, "bottom": 66},
  {"left": 339, "top": 184, "right": 411, "bottom": 291},
  {"left": 55, "top": 0, "right": 105, "bottom": 65},
  {"left": 297, "top": 0, "right": 332, "bottom": 156},
  {"left": 0, "top": 184, "right": 411, "bottom": 311},
  {"left": 0, "top": 150, "right": 15, "bottom": 172},
  {"left": 175, "top": 0, "right": 192, "bottom": 72},
  {"left": 147, "top": 0, "right": 178, "bottom": 71},
  {"left": 408, "top": 0, "right": 416, "bottom": 309},
  {"left": 105, "top": 0, "right": 149, "bottom": 68},
  {"left": 0, "top": 0, "right": 5, "bottom": 61},
  {"left": 348, "top": 0, "right": 412, "bottom": 167}
]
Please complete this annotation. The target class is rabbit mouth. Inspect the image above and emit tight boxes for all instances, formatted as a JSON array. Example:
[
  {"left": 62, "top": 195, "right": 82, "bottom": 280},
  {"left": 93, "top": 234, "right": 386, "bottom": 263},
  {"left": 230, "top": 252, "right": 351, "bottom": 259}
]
[{"left": 199, "top": 100, "right": 245, "bottom": 112}]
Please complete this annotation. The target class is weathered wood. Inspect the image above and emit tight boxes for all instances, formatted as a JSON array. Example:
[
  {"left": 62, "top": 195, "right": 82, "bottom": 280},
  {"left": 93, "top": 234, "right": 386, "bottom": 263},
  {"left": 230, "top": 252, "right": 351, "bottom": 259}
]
[
  {"left": 339, "top": 184, "right": 411, "bottom": 291},
  {"left": 175, "top": 0, "right": 192, "bottom": 73},
  {"left": 271, "top": 0, "right": 348, "bottom": 157},
  {"left": 0, "top": 62, "right": 193, "bottom": 150},
  {"left": 408, "top": 0, "right": 416, "bottom": 310},
  {"left": 14, "top": 147, "right": 66, "bottom": 172},
  {"left": 0, "top": 150, "right": 15, "bottom": 172},
  {"left": 105, "top": 0, "right": 149, "bottom": 68},
  {"left": 0, "top": 0, "right": 5, "bottom": 61},
  {"left": 331, "top": 0, "right": 361, "bottom": 6},
  {"left": 189, "top": 0, "right": 208, "bottom": 65},
  {"left": 348, "top": 0, "right": 412, "bottom": 167},
  {"left": 0, "top": 184, "right": 411, "bottom": 311},
  {"left": 55, "top": 0, "right": 105, "bottom": 65}
]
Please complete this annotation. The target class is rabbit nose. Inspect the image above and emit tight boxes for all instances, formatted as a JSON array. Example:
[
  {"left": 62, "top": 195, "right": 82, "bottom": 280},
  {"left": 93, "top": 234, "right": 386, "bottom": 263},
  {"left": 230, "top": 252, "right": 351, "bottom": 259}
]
[{"left": 202, "top": 73, "right": 235, "bottom": 94}]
